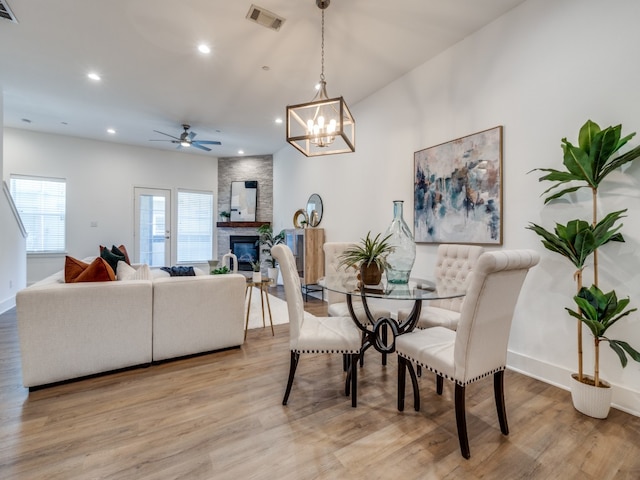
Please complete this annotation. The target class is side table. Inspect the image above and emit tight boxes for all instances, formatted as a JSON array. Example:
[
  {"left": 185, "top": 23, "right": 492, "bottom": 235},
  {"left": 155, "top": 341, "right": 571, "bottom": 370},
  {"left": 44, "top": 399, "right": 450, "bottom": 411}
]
[{"left": 244, "top": 278, "right": 274, "bottom": 340}]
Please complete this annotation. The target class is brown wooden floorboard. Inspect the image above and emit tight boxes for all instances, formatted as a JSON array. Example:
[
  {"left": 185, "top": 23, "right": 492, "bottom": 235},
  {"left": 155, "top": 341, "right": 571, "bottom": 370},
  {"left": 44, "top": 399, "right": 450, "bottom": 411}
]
[{"left": 1, "top": 286, "right": 639, "bottom": 479}]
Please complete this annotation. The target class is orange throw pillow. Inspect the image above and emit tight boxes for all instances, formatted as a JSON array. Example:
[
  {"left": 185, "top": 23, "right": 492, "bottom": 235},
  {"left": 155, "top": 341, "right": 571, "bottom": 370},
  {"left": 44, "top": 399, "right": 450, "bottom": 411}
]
[
  {"left": 64, "top": 256, "right": 89, "bottom": 283},
  {"left": 66, "top": 257, "right": 116, "bottom": 283}
]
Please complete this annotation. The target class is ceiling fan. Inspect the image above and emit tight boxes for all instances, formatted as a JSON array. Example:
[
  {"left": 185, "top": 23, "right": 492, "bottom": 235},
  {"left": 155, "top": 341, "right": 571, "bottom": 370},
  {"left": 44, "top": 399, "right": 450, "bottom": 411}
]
[{"left": 150, "top": 124, "right": 221, "bottom": 152}]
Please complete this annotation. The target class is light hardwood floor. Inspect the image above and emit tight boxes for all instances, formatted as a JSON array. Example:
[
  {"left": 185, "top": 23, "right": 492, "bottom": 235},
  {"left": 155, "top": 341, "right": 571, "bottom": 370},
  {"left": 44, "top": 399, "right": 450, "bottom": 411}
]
[{"left": 1, "top": 287, "right": 639, "bottom": 479}]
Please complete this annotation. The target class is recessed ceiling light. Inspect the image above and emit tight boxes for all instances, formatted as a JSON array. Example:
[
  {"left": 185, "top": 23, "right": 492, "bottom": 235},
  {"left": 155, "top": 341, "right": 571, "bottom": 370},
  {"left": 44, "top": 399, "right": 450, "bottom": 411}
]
[
  {"left": 198, "top": 44, "right": 211, "bottom": 54},
  {"left": 275, "top": 118, "right": 283, "bottom": 124},
  {"left": 107, "top": 128, "right": 116, "bottom": 134},
  {"left": 87, "top": 72, "right": 101, "bottom": 81},
  {"left": 238, "top": 150, "right": 245, "bottom": 155}
]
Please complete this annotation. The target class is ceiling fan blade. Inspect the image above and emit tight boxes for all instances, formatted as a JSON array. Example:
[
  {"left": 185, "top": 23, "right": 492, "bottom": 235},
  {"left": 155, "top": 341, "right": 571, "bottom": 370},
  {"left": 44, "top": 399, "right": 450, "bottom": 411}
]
[
  {"left": 152, "top": 130, "right": 181, "bottom": 141},
  {"left": 189, "top": 131, "right": 197, "bottom": 140},
  {"left": 149, "top": 139, "right": 174, "bottom": 142},
  {"left": 194, "top": 140, "right": 222, "bottom": 145},
  {"left": 192, "top": 143, "right": 212, "bottom": 152}
]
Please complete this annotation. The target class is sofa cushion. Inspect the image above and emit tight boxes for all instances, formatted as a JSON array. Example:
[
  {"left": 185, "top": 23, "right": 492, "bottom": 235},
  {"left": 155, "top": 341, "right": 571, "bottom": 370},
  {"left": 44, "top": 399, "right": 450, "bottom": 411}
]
[
  {"left": 112, "top": 245, "right": 131, "bottom": 265},
  {"left": 100, "top": 246, "right": 125, "bottom": 273},
  {"left": 160, "top": 266, "right": 196, "bottom": 277},
  {"left": 117, "top": 261, "right": 152, "bottom": 281},
  {"left": 64, "top": 256, "right": 89, "bottom": 283},
  {"left": 67, "top": 257, "right": 116, "bottom": 283}
]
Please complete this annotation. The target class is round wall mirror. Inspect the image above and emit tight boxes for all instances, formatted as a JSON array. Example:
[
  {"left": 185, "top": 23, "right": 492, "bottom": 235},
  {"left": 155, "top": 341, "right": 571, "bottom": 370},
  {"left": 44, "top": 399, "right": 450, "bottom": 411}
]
[{"left": 306, "top": 193, "right": 323, "bottom": 227}]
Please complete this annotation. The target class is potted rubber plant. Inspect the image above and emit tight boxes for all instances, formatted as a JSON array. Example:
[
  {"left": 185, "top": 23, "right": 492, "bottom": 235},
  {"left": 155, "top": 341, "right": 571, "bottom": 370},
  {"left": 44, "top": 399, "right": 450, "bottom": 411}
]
[
  {"left": 527, "top": 119, "right": 640, "bottom": 417},
  {"left": 256, "top": 224, "right": 285, "bottom": 285},
  {"left": 338, "top": 231, "right": 394, "bottom": 285}
]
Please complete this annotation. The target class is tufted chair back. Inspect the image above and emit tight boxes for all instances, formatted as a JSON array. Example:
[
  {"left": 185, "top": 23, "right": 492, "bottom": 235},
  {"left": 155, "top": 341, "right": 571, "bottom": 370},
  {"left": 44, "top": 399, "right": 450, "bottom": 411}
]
[
  {"left": 272, "top": 244, "right": 303, "bottom": 348},
  {"left": 323, "top": 242, "right": 358, "bottom": 306},
  {"left": 431, "top": 244, "right": 484, "bottom": 312},
  {"left": 453, "top": 249, "right": 539, "bottom": 385}
]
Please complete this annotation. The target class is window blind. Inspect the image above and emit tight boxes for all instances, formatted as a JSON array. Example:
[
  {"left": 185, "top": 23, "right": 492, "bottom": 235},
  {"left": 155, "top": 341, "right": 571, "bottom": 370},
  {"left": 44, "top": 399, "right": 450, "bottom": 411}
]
[
  {"left": 9, "top": 175, "right": 66, "bottom": 253},
  {"left": 177, "top": 190, "right": 213, "bottom": 263}
]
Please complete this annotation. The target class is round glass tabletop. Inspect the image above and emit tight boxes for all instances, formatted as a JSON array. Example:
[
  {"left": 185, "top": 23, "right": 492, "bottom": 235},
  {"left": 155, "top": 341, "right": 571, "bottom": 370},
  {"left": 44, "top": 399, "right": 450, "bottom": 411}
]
[{"left": 319, "top": 275, "right": 465, "bottom": 301}]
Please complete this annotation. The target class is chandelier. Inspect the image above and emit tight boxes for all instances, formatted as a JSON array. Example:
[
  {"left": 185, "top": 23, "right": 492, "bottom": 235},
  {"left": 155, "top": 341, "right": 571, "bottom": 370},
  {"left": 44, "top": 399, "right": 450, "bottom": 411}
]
[{"left": 286, "top": 0, "right": 355, "bottom": 157}]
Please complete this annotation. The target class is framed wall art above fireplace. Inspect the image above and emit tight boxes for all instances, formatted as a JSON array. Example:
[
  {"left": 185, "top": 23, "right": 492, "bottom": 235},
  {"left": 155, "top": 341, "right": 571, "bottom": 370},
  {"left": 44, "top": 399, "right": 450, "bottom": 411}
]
[
  {"left": 230, "top": 181, "right": 257, "bottom": 222},
  {"left": 413, "top": 126, "right": 503, "bottom": 245}
]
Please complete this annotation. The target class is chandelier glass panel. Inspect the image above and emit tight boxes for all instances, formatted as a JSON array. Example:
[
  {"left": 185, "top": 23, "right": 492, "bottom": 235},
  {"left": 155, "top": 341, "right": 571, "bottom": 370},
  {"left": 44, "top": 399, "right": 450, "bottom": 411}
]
[{"left": 286, "top": 0, "right": 355, "bottom": 157}]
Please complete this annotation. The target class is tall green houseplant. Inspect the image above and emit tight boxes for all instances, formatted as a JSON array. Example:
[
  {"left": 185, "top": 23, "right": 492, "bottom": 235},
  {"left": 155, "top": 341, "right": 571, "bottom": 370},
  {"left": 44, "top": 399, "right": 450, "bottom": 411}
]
[
  {"left": 527, "top": 119, "right": 640, "bottom": 384},
  {"left": 256, "top": 224, "right": 285, "bottom": 268}
]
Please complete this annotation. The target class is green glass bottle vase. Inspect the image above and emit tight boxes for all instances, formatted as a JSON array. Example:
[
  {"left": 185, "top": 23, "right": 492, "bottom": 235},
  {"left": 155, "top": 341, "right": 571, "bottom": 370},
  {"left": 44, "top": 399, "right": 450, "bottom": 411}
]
[{"left": 384, "top": 200, "right": 416, "bottom": 284}]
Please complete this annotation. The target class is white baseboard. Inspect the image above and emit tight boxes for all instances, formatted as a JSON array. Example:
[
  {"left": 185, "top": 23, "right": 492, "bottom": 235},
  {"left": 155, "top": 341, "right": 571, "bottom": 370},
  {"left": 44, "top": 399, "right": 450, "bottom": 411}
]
[
  {"left": 0, "top": 295, "right": 16, "bottom": 315},
  {"left": 508, "top": 350, "right": 640, "bottom": 417}
]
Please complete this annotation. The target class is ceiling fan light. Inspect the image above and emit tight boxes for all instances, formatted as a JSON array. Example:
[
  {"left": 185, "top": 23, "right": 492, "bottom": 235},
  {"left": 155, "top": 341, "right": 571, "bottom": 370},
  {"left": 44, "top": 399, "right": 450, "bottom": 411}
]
[{"left": 181, "top": 140, "right": 191, "bottom": 147}]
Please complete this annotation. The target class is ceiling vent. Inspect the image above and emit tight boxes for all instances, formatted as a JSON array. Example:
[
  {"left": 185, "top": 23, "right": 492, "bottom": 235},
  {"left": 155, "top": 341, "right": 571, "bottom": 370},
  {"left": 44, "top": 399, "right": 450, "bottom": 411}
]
[
  {"left": 0, "top": 0, "right": 17, "bottom": 23},
  {"left": 246, "top": 4, "right": 285, "bottom": 31}
]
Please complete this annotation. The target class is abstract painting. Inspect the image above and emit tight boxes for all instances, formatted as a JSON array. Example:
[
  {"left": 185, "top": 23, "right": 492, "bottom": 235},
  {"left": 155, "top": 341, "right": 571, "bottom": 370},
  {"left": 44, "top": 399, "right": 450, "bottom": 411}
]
[{"left": 414, "top": 126, "right": 503, "bottom": 244}]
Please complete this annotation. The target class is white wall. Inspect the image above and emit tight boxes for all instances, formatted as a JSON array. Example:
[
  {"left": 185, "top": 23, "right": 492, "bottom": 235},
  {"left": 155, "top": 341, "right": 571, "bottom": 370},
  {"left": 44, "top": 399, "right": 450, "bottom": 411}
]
[
  {"left": 0, "top": 90, "right": 28, "bottom": 313},
  {"left": 274, "top": 0, "right": 640, "bottom": 415},
  {"left": 3, "top": 128, "right": 219, "bottom": 283}
]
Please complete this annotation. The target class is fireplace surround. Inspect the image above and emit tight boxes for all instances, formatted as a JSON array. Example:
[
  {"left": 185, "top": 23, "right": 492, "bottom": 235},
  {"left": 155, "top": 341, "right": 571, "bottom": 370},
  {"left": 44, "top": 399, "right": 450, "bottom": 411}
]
[{"left": 229, "top": 235, "right": 259, "bottom": 271}]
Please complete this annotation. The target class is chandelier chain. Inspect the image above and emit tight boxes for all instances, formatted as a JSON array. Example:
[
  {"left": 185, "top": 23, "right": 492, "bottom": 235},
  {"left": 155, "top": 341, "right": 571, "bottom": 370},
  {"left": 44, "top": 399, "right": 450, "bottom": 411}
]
[{"left": 320, "top": 8, "right": 325, "bottom": 81}]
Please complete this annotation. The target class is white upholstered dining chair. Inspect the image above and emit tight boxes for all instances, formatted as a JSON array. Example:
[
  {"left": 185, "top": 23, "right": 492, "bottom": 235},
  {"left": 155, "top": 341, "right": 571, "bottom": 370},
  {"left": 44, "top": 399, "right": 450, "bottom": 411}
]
[
  {"left": 272, "top": 244, "right": 362, "bottom": 407},
  {"left": 396, "top": 249, "right": 539, "bottom": 458},
  {"left": 397, "top": 244, "right": 484, "bottom": 330}
]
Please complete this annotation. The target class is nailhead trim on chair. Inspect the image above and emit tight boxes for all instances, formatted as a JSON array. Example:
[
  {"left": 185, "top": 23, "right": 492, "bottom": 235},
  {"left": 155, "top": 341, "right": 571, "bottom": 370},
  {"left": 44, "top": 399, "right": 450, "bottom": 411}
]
[
  {"left": 294, "top": 348, "right": 361, "bottom": 354},
  {"left": 397, "top": 352, "right": 505, "bottom": 386}
]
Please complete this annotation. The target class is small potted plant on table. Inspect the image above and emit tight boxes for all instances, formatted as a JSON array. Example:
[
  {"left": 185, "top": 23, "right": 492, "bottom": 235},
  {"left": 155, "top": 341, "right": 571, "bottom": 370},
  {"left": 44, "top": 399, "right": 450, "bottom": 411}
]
[
  {"left": 250, "top": 260, "right": 262, "bottom": 283},
  {"left": 338, "top": 231, "right": 394, "bottom": 285}
]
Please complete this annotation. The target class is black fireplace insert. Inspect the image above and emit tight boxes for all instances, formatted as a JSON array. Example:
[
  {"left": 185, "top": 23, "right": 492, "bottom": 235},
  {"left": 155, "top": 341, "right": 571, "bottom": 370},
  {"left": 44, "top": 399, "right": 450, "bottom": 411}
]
[{"left": 229, "top": 235, "right": 260, "bottom": 271}]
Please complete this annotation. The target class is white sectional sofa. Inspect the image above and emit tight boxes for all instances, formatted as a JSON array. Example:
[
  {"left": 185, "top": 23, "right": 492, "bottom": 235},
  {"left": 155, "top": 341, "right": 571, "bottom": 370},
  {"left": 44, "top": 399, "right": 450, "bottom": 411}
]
[{"left": 16, "top": 268, "right": 246, "bottom": 388}]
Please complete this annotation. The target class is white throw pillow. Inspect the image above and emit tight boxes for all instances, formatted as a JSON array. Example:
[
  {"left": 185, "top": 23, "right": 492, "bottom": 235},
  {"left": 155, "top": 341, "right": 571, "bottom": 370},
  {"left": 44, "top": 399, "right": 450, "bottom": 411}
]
[
  {"left": 117, "top": 261, "right": 151, "bottom": 281},
  {"left": 151, "top": 268, "right": 170, "bottom": 279}
]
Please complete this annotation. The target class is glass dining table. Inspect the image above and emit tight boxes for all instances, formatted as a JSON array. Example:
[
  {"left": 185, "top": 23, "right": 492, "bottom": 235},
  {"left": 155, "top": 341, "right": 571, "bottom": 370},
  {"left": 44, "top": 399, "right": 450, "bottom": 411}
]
[{"left": 320, "top": 275, "right": 465, "bottom": 361}]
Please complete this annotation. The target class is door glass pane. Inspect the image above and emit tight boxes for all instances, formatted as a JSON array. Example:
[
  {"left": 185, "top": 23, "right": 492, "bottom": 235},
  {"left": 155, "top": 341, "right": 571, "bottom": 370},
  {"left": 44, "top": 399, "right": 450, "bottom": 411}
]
[{"left": 139, "top": 194, "right": 166, "bottom": 266}]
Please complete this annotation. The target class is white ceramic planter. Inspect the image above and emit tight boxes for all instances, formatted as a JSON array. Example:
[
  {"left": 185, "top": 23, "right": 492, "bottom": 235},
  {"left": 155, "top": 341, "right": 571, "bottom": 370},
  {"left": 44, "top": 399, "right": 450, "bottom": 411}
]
[
  {"left": 267, "top": 267, "right": 279, "bottom": 286},
  {"left": 252, "top": 272, "right": 262, "bottom": 283},
  {"left": 570, "top": 373, "right": 612, "bottom": 419}
]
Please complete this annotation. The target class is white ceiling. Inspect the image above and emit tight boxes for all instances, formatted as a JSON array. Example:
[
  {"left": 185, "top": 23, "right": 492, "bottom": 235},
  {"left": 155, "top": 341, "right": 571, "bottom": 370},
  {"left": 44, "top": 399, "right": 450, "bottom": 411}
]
[{"left": 0, "top": 0, "right": 525, "bottom": 158}]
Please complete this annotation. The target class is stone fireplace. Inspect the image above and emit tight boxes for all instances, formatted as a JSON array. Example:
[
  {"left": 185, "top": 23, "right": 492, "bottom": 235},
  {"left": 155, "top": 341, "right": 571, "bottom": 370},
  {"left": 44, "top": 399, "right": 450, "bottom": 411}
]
[{"left": 217, "top": 155, "right": 273, "bottom": 269}]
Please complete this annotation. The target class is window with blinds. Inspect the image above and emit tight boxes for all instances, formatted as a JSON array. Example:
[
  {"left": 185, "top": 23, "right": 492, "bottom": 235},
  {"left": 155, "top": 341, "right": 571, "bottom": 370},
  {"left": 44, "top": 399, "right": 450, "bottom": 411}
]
[
  {"left": 9, "top": 175, "right": 66, "bottom": 254},
  {"left": 177, "top": 189, "right": 213, "bottom": 263}
]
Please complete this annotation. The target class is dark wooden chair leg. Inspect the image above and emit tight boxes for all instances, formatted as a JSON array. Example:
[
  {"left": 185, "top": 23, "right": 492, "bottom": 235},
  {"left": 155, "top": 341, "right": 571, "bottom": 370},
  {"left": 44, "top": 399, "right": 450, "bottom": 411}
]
[
  {"left": 397, "top": 356, "right": 407, "bottom": 411},
  {"left": 343, "top": 354, "right": 348, "bottom": 372},
  {"left": 436, "top": 374, "right": 444, "bottom": 395},
  {"left": 406, "top": 361, "right": 420, "bottom": 411},
  {"left": 282, "top": 351, "right": 300, "bottom": 406},
  {"left": 350, "top": 353, "right": 358, "bottom": 408},
  {"left": 494, "top": 370, "right": 509, "bottom": 435},
  {"left": 455, "top": 384, "right": 471, "bottom": 459}
]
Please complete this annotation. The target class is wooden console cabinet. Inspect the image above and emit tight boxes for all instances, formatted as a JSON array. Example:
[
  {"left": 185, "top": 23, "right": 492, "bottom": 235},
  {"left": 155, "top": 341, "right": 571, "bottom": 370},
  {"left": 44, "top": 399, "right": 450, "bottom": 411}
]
[{"left": 284, "top": 228, "right": 324, "bottom": 286}]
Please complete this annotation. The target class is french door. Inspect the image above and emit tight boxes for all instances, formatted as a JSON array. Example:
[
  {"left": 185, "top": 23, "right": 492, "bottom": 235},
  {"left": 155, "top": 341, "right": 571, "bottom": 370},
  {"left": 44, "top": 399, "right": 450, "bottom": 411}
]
[{"left": 134, "top": 187, "right": 171, "bottom": 266}]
